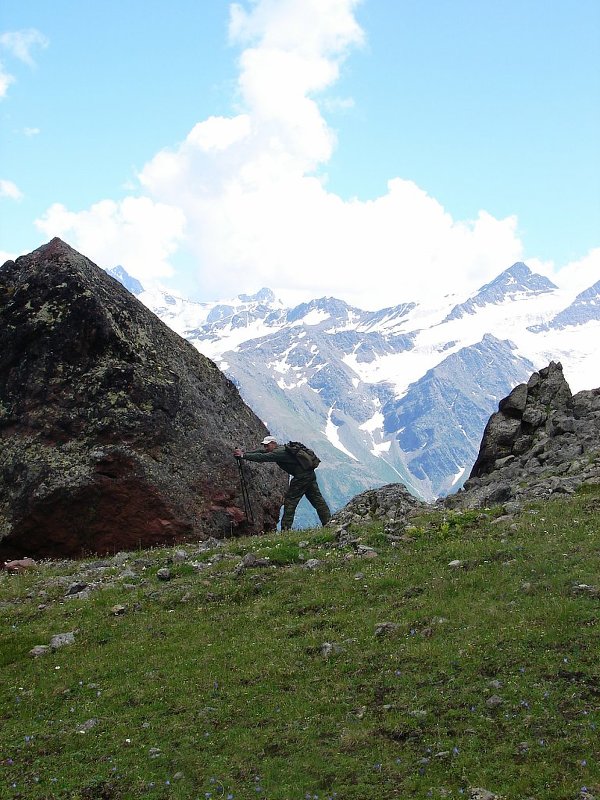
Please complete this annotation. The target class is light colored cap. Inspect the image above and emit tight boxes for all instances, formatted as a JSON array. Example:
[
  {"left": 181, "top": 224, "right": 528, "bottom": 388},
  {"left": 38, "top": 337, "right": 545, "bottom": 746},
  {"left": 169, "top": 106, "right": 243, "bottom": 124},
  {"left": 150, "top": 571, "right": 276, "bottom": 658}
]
[{"left": 261, "top": 435, "right": 278, "bottom": 445}]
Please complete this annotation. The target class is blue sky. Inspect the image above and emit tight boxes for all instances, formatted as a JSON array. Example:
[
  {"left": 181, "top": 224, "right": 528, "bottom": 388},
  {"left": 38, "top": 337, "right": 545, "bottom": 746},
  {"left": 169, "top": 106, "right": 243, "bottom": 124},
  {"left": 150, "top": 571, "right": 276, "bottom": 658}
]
[{"left": 1, "top": 0, "right": 599, "bottom": 308}]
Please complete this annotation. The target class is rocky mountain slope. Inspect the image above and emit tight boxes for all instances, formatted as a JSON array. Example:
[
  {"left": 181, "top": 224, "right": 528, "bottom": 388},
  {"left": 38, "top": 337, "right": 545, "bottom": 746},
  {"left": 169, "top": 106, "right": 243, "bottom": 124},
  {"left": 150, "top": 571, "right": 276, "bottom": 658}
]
[
  {"left": 113, "top": 260, "right": 599, "bottom": 519},
  {"left": 0, "top": 240, "right": 287, "bottom": 559}
]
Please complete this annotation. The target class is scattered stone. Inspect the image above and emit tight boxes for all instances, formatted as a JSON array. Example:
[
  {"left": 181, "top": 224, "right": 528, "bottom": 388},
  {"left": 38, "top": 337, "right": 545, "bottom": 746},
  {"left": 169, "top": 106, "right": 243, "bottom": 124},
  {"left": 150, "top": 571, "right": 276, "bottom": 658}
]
[
  {"left": 448, "top": 560, "right": 464, "bottom": 569},
  {"left": 111, "top": 604, "right": 126, "bottom": 615},
  {"left": 29, "top": 645, "right": 50, "bottom": 658},
  {"left": 3, "top": 558, "right": 37, "bottom": 572},
  {"left": 304, "top": 558, "right": 322, "bottom": 570},
  {"left": 238, "top": 553, "right": 270, "bottom": 570},
  {"left": 120, "top": 568, "right": 137, "bottom": 579},
  {"left": 469, "top": 790, "right": 500, "bottom": 800},
  {"left": 520, "top": 582, "right": 533, "bottom": 593},
  {"left": 572, "top": 583, "right": 599, "bottom": 597},
  {"left": 488, "top": 680, "right": 503, "bottom": 690},
  {"left": 65, "top": 582, "right": 88, "bottom": 595},
  {"left": 50, "top": 632, "right": 76, "bottom": 649},
  {"left": 374, "top": 622, "right": 401, "bottom": 637},
  {"left": 77, "top": 718, "right": 98, "bottom": 733},
  {"left": 156, "top": 568, "right": 171, "bottom": 581},
  {"left": 486, "top": 695, "right": 504, "bottom": 708},
  {"left": 356, "top": 545, "right": 378, "bottom": 558},
  {"left": 320, "top": 642, "right": 344, "bottom": 658}
]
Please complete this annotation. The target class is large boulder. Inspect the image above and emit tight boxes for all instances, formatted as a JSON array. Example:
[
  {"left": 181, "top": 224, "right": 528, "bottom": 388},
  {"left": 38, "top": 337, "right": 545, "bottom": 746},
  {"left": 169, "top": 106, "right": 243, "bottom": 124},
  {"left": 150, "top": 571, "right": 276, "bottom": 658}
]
[{"left": 0, "top": 239, "right": 287, "bottom": 559}]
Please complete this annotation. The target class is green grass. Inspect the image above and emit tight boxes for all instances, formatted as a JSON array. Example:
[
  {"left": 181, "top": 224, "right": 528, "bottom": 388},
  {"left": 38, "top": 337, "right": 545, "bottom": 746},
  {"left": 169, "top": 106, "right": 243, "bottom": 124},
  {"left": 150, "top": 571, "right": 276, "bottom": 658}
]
[{"left": 1, "top": 489, "right": 599, "bottom": 800}]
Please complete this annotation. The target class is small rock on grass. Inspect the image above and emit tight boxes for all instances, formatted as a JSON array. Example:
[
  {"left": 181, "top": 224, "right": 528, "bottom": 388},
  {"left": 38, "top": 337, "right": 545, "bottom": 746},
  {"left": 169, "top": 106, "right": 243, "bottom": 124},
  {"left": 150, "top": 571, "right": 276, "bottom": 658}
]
[
  {"left": 374, "top": 622, "right": 401, "bottom": 637},
  {"left": 469, "top": 790, "right": 501, "bottom": 800},
  {"left": 29, "top": 645, "right": 50, "bottom": 658},
  {"left": 50, "top": 632, "right": 75, "bottom": 649},
  {"left": 486, "top": 695, "right": 504, "bottom": 708}
]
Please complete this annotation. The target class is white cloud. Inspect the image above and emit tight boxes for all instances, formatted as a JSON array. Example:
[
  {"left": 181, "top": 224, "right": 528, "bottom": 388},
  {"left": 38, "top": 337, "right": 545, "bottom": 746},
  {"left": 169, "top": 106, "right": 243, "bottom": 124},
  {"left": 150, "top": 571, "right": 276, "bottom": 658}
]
[
  {"left": 135, "top": 0, "right": 523, "bottom": 307},
  {"left": 35, "top": 197, "right": 185, "bottom": 282},
  {"left": 0, "top": 179, "right": 23, "bottom": 200},
  {"left": 0, "top": 29, "right": 49, "bottom": 67},
  {"left": 0, "top": 62, "right": 15, "bottom": 98},
  {"left": 551, "top": 248, "right": 600, "bottom": 294},
  {"left": 0, "top": 249, "right": 16, "bottom": 264},
  {"left": 33, "top": 0, "right": 593, "bottom": 310}
]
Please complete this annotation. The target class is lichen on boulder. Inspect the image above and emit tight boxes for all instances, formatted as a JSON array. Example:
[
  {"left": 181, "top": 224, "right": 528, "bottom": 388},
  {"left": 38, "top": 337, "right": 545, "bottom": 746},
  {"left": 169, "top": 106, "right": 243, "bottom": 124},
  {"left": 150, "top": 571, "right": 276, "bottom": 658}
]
[{"left": 0, "top": 239, "right": 287, "bottom": 559}]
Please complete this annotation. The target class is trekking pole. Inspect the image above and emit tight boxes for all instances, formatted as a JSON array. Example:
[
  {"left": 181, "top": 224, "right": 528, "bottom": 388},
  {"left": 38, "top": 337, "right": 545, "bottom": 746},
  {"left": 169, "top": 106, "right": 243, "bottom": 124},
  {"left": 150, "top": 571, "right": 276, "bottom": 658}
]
[{"left": 236, "top": 456, "right": 255, "bottom": 524}]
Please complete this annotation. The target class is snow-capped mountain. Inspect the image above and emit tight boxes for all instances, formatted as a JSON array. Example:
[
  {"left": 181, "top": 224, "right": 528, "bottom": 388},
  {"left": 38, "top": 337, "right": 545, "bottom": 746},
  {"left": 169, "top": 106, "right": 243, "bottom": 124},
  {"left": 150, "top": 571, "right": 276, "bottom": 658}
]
[{"left": 107, "top": 262, "right": 600, "bottom": 522}]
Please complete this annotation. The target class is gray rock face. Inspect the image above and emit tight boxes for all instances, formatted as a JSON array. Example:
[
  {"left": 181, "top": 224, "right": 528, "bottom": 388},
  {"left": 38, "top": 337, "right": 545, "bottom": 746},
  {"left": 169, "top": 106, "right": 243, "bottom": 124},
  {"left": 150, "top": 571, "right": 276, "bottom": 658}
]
[
  {"left": 0, "top": 239, "right": 287, "bottom": 559},
  {"left": 329, "top": 482, "right": 429, "bottom": 527},
  {"left": 445, "top": 361, "right": 600, "bottom": 509}
]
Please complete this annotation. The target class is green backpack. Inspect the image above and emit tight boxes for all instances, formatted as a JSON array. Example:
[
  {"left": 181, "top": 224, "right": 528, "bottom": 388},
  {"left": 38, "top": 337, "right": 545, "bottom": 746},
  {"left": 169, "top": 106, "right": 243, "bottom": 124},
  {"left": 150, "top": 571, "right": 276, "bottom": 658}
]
[{"left": 285, "top": 441, "right": 321, "bottom": 470}]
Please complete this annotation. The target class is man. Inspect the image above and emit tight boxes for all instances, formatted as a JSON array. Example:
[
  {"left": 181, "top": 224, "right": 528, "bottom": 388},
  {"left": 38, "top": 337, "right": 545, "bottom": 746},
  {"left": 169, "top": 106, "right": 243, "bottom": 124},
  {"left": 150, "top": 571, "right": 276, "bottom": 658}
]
[{"left": 234, "top": 435, "right": 331, "bottom": 530}]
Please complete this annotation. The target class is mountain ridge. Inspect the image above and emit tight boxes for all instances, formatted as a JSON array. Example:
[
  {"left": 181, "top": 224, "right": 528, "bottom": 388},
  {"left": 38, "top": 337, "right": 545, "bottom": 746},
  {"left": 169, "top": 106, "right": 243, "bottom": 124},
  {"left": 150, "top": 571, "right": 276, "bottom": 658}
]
[{"left": 107, "top": 258, "right": 600, "bottom": 521}]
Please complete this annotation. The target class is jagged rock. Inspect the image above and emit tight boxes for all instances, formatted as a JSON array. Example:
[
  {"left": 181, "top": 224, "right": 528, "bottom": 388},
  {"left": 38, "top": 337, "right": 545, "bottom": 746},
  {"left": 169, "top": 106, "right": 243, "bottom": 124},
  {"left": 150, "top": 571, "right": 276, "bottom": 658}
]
[
  {"left": 445, "top": 362, "right": 600, "bottom": 509},
  {"left": 0, "top": 239, "right": 287, "bottom": 558},
  {"left": 330, "top": 482, "right": 429, "bottom": 527}
]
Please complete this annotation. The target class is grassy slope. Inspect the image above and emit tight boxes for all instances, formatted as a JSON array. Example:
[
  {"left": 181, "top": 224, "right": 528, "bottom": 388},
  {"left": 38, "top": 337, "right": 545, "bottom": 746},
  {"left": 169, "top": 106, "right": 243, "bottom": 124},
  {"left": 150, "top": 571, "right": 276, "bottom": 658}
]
[{"left": 1, "top": 488, "right": 599, "bottom": 800}]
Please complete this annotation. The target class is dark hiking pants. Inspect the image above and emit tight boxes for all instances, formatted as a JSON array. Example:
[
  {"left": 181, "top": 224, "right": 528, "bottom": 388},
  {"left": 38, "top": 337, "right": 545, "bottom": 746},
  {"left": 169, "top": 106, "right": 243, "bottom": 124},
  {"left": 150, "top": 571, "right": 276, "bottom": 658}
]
[{"left": 281, "top": 473, "right": 331, "bottom": 530}]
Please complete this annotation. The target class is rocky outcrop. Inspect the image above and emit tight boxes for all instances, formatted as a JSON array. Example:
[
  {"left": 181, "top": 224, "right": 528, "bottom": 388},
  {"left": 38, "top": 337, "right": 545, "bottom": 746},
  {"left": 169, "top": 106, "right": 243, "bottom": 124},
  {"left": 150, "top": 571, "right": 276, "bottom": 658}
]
[
  {"left": 444, "top": 361, "right": 600, "bottom": 509},
  {"left": 0, "top": 239, "right": 287, "bottom": 559},
  {"left": 329, "top": 482, "right": 429, "bottom": 527},
  {"left": 330, "top": 361, "right": 600, "bottom": 524}
]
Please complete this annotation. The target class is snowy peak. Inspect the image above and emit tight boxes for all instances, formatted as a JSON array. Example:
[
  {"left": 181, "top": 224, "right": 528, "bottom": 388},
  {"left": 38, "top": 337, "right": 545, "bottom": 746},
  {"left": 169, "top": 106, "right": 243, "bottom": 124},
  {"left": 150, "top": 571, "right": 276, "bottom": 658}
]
[
  {"left": 105, "top": 265, "right": 144, "bottom": 296},
  {"left": 285, "top": 297, "right": 363, "bottom": 328},
  {"left": 238, "top": 287, "right": 277, "bottom": 304},
  {"left": 357, "top": 302, "right": 418, "bottom": 333},
  {"left": 444, "top": 262, "right": 558, "bottom": 322},
  {"left": 529, "top": 279, "right": 600, "bottom": 332}
]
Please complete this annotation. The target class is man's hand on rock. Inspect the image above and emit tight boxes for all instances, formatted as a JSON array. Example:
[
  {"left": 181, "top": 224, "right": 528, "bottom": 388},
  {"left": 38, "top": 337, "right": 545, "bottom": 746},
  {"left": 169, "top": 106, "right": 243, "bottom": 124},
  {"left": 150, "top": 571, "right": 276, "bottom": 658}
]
[{"left": 233, "top": 448, "right": 244, "bottom": 458}]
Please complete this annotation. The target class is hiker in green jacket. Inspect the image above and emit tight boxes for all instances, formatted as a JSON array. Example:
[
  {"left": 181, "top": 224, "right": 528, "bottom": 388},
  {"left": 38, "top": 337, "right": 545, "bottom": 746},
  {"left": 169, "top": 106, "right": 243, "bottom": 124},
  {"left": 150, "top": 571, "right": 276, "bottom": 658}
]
[{"left": 234, "top": 436, "right": 331, "bottom": 530}]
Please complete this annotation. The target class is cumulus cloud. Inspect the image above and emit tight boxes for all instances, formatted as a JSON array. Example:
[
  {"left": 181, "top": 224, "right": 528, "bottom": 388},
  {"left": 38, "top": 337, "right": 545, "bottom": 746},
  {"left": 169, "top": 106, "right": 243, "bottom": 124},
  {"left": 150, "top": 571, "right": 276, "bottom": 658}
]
[
  {"left": 33, "top": 1, "right": 596, "bottom": 308},
  {"left": 551, "top": 248, "right": 600, "bottom": 294},
  {"left": 137, "top": 0, "right": 523, "bottom": 307},
  {"left": 0, "top": 179, "right": 23, "bottom": 200},
  {"left": 0, "top": 29, "right": 49, "bottom": 67},
  {"left": 0, "top": 249, "right": 16, "bottom": 265},
  {"left": 0, "top": 62, "right": 15, "bottom": 98},
  {"left": 35, "top": 197, "right": 186, "bottom": 282},
  {"left": 0, "top": 28, "right": 48, "bottom": 100}
]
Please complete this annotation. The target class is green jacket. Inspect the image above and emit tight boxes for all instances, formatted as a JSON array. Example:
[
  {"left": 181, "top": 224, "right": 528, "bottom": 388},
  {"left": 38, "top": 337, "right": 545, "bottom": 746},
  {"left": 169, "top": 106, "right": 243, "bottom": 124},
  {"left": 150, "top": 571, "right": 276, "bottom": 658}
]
[{"left": 243, "top": 446, "right": 313, "bottom": 478}]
